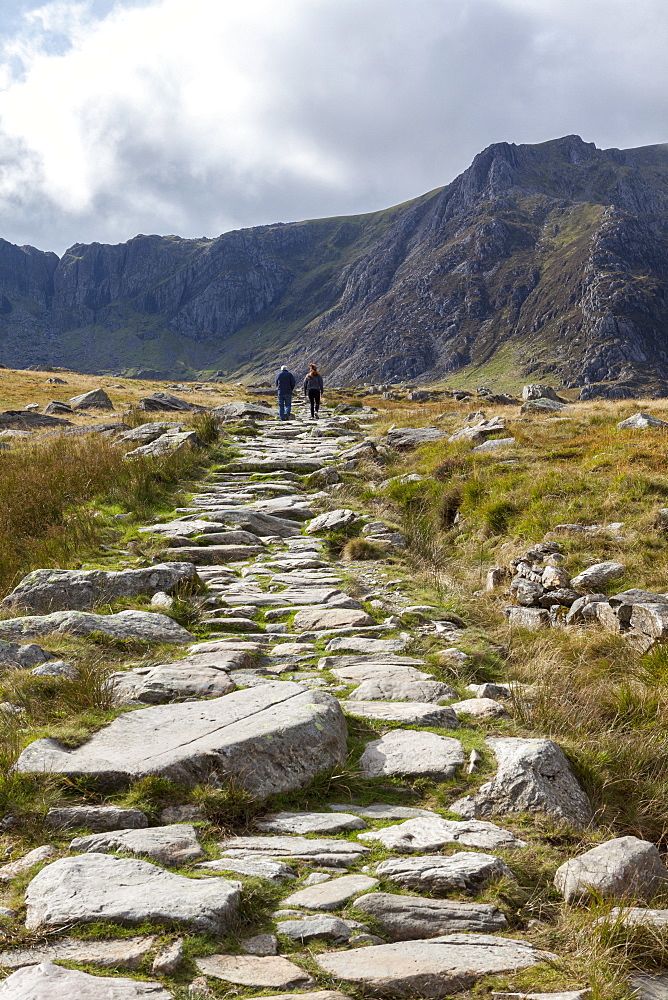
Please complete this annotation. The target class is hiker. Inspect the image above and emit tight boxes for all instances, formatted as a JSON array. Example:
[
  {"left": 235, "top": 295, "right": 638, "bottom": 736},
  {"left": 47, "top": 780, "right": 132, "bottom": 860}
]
[
  {"left": 275, "top": 365, "right": 296, "bottom": 420},
  {"left": 303, "top": 363, "right": 324, "bottom": 418}
]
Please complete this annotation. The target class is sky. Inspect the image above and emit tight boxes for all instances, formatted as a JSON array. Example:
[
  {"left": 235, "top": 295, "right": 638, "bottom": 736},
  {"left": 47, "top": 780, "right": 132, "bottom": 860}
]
[{"left": 0, "top": 0, "right": 666, "bottom": 255}]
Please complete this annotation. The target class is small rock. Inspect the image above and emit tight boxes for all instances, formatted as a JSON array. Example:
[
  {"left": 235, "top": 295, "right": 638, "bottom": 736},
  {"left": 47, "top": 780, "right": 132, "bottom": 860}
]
[
  {"left": 0, "top": 845, "right": 56, "bottom": 882},
  {"left": 188, "top": 976, "right": 213, "bottom": 998},
  {"left": 150, "top": 592, "right": 174, "bottom": 609},
  {"left": 0, "top": 908, "right": 16, "bottom": 918},
  {"left": 30, "top": 660, "right": 79, "bottom": 679},
  {"left": 241, "top": 933, "right": 278, "bottom": 956},
  {"left": 617, "top": 412, "right": 668, "bottom": 430},
  {"left": 342, "top": 700, "right": 459, "bottom": 727},
  {"left": 554, "top": 836, "right": 668, "bottom": 903},
  {"left": 276, "top": 914, "right": 361, "bottom": 942},
  {"left": 152, "top": 938, "right": 184, "bottom": 975},
  {"left": 451, "top": 697, "right": 508, "bottom": 719},
  {"left": 302, "top": 872, "right": 332, "bottom": 886}
]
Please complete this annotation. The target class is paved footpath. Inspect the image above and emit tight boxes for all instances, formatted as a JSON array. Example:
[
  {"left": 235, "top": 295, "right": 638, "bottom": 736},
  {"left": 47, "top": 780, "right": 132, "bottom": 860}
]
[{"left": 0, "top": 404, "right": 609, "bottom": 999}]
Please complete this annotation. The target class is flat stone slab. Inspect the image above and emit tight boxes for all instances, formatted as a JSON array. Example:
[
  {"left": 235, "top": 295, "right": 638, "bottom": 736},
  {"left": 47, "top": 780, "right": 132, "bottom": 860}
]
[
  {"left": 293, "top": 608, "right": 374, "bottom": 631},
  {"left": 386, "top": 427, "right": 446, "bottom": 449},
  {"left": 315, "top": 934, "right": 555, "bottom": 998},
  {"left": 353, "top": 892, "right": 507, "bottom": 938},
  {"left": 631, "top": 974, "right": 668, "bottom": 999},
  {"left": 329, "top": 803, "right": 438, "bottom": 820},
  {"left": 359, "top": 729, "right": 465, "bottom": 779},
  {"left": 46, "top": 806, "right": 147, "bottom": 831},
  {"left": 15, "top": 682, "right": 347, "bottom": 798},
  {"left": 110, "top": 662, "right": 235, "bottom": 704},
  {"left": 599, "top": 906, "right": 668, "bottom": 928},
  {"left": 450, "top": 736, "right": 592, "bottom": 828},
  {"left": 196, "top": 857, "right": 295, "bottom": 882},
  {"left": 243, "top": 994, "right": 348, "bottom": 1000},
  {"left": 451, "top": 697, "right": 508, "bottom": 719},
  {"left": 0, "top": 936, "right": 159, "bottom": 969},
  {"left": 319, "top": 652, "right": 426, "bottom": 670},
  {"left": 324, "top": 636, "right": 406, "bottom": 654},
  {"left": 196, "top": 954, "right": 311, "bottom": 989},
  {"left": 70, "top": 823, "right": 204, "bottom": 865},
  {"left": 255, "top": 811, "right": 367, "bottom": 835},
  {"left": 282, "top": 874, "right": 378, "bottom": 910},
  {"left": 342, "top": 700, "right": 458, "bottom": 726},
  {"left": 492, "top": 993, "right": 590, "bottom": 999},
  {"left": 0, "top": 609, "right": 194, "bottom": 643},
  {"left": 163, "top": 544, "right": 264, "bottom": 564},
  {"left": 25, "top": 853, "right": 240, "bottom": 933},
  {"left": 220, "top": 835, "right": 369, "bottom": 868},
  {"left": 0, "top": 962, "right": 171, "bottom": 998},
  {"left": 359, "top": 816, "right": 526, "bottom": 851},
  {"left": 305, "top": 509, "right": 360, "bottom": 533},
  {"left": 554, "top": 836, "right": 667, "bottom": 902},
  {"left": 1, "top": 563, "right": 197, "bottom": 614},
  {"left": 376, "top": 852, "right": 515, "bottom": 893},
  {"left": 276, "top": 914, "right": 363, "bottom": 942},
  {"left": 348, "top": 677, "right": 457, "bottom": 703}
]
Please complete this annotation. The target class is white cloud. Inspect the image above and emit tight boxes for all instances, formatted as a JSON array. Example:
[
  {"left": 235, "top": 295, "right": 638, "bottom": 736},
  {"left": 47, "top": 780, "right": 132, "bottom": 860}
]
[{"left": 0, "top": 0, "right": 666, "bottom": 252}]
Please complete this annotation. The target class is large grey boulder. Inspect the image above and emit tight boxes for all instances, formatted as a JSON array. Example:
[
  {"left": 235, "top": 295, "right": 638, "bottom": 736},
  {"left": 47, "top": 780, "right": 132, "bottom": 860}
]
[
  {"left": 359, "top": 816, "right": 526, "bottom": 852},
  {"left": 138, "top": 391, "right": 201, "bottom": 412},
  {"left": 450, "top": 736, "right": 592, "bottom": 828},
  {"left": 0, "top": 962, "right": 171, "bottom": 998},
  {"left": 554, "top": 836, "right": 667, "bottom": 903},
  {"left": 15, "top": 682, "right": 347, "bottom": 798},
  {"left": 212, "top": 401, "right": 274, "bottom": 421},
  {"left": 522, "top": 385, "right": 561, "bottom": 401},
  {"left": 315, "top": 935, "right": 555, "bottom": 998},
  {"left": 118, "top": 421, "right": 183, "bottom": 443},
  {"left": 348, "top": 677, "right": 457, "bottom": 703},
  {"left": 110, "top": 662, "right": 235, "bottom": 704},
  {"left": 386, "top": 427, "right": 446, "bottom": 449},
  {"left": 375, "top": 853, "right": 515, "bottom": 893},
  {"left": 1, "top": 563, "right": 198, "bottom": 614},
  {"left": 359, "top": 729, "right": 465, "bottom": 779},
  {"left": 161, "top": 544, "right": 263, "bottom": 564},
  {"left": 305, "top": 509, "right": 360, "bottom": 534},
  {"left": 69, "top": 388, "right": 114, "bottom": 410},
  {"left": 292, "top": 607, "right": 373, "bottom": 630},
  {"left": 46, "top": 806, "right": 147, "bottom": 831},
  {"left": 570, "top": 561, "right": 626, "bottom": 589},
  {"left": 0, "top": 609, "right": 194, "bottom": 643},
  {"left": 520, "top": 398, "right": 566, "bottom": 414},
  {"left": 70, "top": 824, "right": 205, "bottom": 865},
  {"left": 353, "top": 893, "right": 507, "bottom": 938},
  {"left": 617, "top": 412, "right": 668, "bottom": 430},
  {"left": 218, "top": 835, "right": 369, "bottom": 868},
  {"left": 25, "top": 854, "right": 240, "bottom": 932},
  {"left": 125, "top": 429, "right": 200, "bottom": 458}
]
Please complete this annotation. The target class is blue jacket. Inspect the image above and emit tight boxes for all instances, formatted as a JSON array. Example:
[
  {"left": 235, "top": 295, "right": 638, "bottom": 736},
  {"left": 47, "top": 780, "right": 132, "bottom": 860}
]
[{"left": 275, "top": 369, "right": 296, "bottom": 393}]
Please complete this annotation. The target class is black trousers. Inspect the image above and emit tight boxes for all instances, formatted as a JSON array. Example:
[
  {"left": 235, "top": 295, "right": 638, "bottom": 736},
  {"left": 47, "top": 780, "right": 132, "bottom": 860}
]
[{"left": 307, "top": 389, "right": 321, "bottom": 416}]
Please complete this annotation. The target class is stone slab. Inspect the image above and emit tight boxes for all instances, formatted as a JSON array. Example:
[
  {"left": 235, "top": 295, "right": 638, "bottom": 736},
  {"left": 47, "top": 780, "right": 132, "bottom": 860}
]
[
  {"left": 0, "top": 609, "right": 194, "bottom": 643},
  {"left": 0, "top": 962, "right": 171, "bottom": 998},
  {"left": 324, "top": 636, "right": 406, "bottom": 654},
  {"left": 376, "top": 852, "right": 515, "bottom": 893},
  {"left": 219, "top": 835, "right": 369, "bottom": 868},
  {"left": 196, "top": 857, "right": 295, "bottom": 882},
  {"left": 196, "top": 954, "right": 311, "bottom": 989},
  {"left": 292, "top": 608, "right": 374, "bottom": 631},
  {"left": 255, "top": 811, "right": 368, "bottom": 835},
  {"left": 15, "top": 683, "right": 347, "bottom": 799},
  {"left": 46, "top": 806, "right": 147, "bottom": 831},
  {"left": 353, "top": 892, "right": 507, "bottom": 938},
  {"left": 70, "top": 823, "right": 204, "bottom": 865},
  {"left": 25, "top": 853, "right": 240, "bottom": 933},
  {"left": 359, "top": 816, "right": 526, "bottom": 851},
  {"left": 341, "top": 700, "right": 458, "bottom": 726},
  {"left": 329, "top": 803, "right": 438, "bottom": 820},
  {"left": 359, "top": 729, "right": 465, "bottom": 779},
  {"left": 281, "top": 874, "right": 378, "bottom": 910},
  {"left": 0, "top": 936, "right": 159, "bottom": 969},
  {"left": 348, "top": 677, "right": 457, "bottom": 703},
  {"left": 110, "top": 662, "right": 235, "bottom": 704}
]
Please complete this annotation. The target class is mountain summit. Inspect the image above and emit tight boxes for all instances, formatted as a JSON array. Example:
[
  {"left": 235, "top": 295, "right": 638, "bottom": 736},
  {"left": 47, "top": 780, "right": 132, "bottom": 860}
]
[{"left": 1, "top": 134, "right": 667, "bottom": 392}]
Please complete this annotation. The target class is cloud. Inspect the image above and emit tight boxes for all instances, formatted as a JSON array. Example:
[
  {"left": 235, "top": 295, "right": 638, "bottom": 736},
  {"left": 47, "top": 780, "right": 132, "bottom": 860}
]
[{"left": 0, "top": 0, "right": 666, "bottom": 253}]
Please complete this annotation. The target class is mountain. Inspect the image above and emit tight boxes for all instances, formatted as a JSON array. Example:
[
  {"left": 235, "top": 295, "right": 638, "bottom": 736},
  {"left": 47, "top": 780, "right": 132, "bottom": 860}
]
[{"left": 1, "top": 134, "right": 668, "bottom": 393}]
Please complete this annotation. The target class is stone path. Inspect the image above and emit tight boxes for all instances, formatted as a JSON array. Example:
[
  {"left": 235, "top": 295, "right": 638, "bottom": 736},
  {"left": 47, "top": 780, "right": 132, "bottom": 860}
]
[{"left": 0, "top": 401, "right": 623, "bottom": 998}]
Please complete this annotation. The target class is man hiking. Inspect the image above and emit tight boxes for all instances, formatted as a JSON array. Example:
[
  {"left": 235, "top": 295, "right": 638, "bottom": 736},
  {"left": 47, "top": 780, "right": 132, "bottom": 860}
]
[
  {"left": 303, "top": 363, "right": 324, "bottom": 419},
  {"left": 275, "top": 365, "right": 296, "bottom": 420}
]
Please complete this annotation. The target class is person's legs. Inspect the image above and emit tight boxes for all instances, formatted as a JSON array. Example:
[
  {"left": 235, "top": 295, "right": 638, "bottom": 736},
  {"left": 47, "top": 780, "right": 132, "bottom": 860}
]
[
  {"left": 313, "top": 389, "right": 321, "bottom": 416},
  {"left": 308, "top": 389, "right": 316, "bottom": 417},
  {"left": 285, "top": 394, "right": 292, "bottom": 418},
  {"left": 278, "top": 393, "right": 286, "bottom": 420}
]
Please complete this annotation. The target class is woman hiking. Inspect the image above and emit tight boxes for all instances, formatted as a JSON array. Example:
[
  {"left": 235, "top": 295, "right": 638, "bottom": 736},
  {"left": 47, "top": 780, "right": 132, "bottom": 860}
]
[{"left": 303, "top": 363, "right": 324, "bottom": 419}]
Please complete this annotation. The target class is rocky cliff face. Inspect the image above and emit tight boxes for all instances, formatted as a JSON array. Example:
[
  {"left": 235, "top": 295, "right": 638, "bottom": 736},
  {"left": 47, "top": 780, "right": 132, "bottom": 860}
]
[{"left": 1, "top": 134, "right": 667, "bottom": 392}]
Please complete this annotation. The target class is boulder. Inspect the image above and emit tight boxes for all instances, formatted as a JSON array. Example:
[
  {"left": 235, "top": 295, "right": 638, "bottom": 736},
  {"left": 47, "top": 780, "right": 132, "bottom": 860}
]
[
  {"left": 43, "top": 401, "right": 74, "bottom": 415},
  {"left": 386, "top": 427, "right": 446, "bottom": 449},
  {"left": 375, "top": 852, "right": 515, "bottom": 893},
  {"left": 118, "top": 422, "right": 183, "bottom": 443},
  {"left": 450, "top": 697, "right": 508, "bottom": 719},
  {"left": 25, "top": 854, "right": 240, "bottom": 932},
  {"left": 305, "top": 509, "right": 360, "bottom": 533},
  {"left": 353, "top": 893, "right": 507, "bottom": 938},
  {"left": 554, "top": 836, "right": 667, "bottom": 903},
  {"left": 0, "top": 609, "right": 194, "bottom": 644},
  {"left": 281, "top": 874, "right": 378, "bottom": 910},
  {"left": 195, "top": 954, "right": 311, "bottom": 989},
  {"left": 522, "top": 385, "right": 561, "bottom": 401},
  {"left": 125, "top": 429, "right": 201, "bottom": 458},
  {"left": 359, "top": 729, "right": 465, "bottom": 779},
  {"left": 505, "top": 607, "right": 551, "bottom": 628},
  {"left": 315, "top": 935, "right": 555, "bottom": 998},
  {"left": 193, "top": 508, "right": 302, "bottom": 538},
  {"left": 0, "top": 640, "right": 52, "bottom": 669},
  {"left": 30, "top": 660, "right": 78, "bottom": 678},
  {"left": 110, "top": 661, "right": 235, "bottom": 705},
  {"left": 69, "top": 388, "right": 114, "bottom": 410},
  {"left": 472, "top": 437, "right": 516, "bottom": 452},
  {"left": 212, "top": 401, "right": 274, "bottom": 421},
  {"left": 0, "top": 410, "right": 71, "bottom": 430},
  {"left": 15, "top": 682, "right": 348, "bottom": 798},
  {"left": 448, "top": 417, "right": 506, "bottom": 445},
  {"left": 0, "top": 962, "right": 171, "bottom": 998},
  {"left": 46, "top": 806, "right": 148, "bottom": 831},
  {"left": 520, "top": 398, "right": 567, "bottom": 414},
  {"left": 630, "top": 603, "right": 668, "bottom": 638},
  {"left": 450, "top": 737, "right": 592, "bottom": 827},
  {"left": 629, "top": 977, "right": 668, "bottom": 1000},
  {"left": 617, "top": 412, "right": 668, "bottom": 430},
  {"left": 255, "top": 812, "right": 367, "bottom": 835},
  {"left": 359, "top": 816, "right": 526, "bottom": 852},
  {"left": 70, "top": 823, "right": 205, "bottom": 865},
  {"left": 1, "top": 563, "right": 199, "bottom": 614},
  {"left": 137, "top": 391, "right": 201, "bottom": 412},
  {"left": 570, "top": 561, "right": 626, "bottom": 589},
  {"left": 160, "top": 544, "right": 262, "bottom": 564}
]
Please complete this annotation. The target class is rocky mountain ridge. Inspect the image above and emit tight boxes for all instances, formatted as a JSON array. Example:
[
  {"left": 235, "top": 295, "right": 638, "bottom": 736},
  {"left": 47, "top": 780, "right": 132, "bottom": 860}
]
[{"left": 1, "top": 134, "right": 667, "bottom": 393}]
